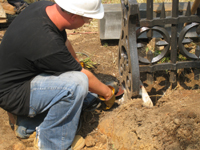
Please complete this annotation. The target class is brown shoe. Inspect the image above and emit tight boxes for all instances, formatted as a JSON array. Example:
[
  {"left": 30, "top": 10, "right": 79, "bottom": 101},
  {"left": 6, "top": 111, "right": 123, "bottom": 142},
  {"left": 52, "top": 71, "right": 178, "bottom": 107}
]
[{"left": 33, "top": 135, "right": 85, "bottom": 150}]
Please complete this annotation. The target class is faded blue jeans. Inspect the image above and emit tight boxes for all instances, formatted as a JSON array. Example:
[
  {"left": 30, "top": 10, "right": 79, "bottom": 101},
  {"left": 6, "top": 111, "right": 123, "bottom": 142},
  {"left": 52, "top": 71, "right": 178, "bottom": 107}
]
[{"left": 19, "top": 72, "right": 89, "bottom": 150}]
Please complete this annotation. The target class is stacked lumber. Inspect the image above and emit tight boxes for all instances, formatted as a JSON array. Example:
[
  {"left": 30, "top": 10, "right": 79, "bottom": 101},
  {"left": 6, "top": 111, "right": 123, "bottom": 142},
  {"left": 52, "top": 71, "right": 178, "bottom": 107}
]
[
  {"left": 0, "top": 2, "right": 15, "bottom": 24},
  {"left": 0, "top": 32, "right": 3, "bottom": 39},
  {"left": 0, "top": 2, "right": 15, "bottom": 15},
  {"left": 0, "top": 3, "right": 7, "bottom": 23}
]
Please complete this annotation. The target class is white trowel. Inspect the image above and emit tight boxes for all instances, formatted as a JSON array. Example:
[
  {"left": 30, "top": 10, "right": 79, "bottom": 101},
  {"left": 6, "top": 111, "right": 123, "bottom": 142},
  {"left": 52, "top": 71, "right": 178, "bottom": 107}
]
[{"left": 139, "top": 80, "right": 153, "bottom": 108}]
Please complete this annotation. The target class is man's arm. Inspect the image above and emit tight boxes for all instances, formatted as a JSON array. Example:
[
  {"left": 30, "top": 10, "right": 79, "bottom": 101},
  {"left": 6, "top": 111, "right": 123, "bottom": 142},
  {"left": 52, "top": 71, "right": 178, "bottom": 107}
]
[
  {"left": 65, "top": 39, "right": 80, "bottom": 62},
  {"left": 81, "top": 68, "right": 112, "bottom": 101},
  {"left": 66, "top": 39, "right": 112, "bottom": 100}
]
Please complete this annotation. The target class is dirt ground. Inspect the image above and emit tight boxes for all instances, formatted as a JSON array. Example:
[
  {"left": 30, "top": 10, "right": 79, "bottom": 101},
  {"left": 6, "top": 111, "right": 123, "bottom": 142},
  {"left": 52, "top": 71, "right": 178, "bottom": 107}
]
[{"left": 0, "top": 17, "right": 200, "bottom": 150}]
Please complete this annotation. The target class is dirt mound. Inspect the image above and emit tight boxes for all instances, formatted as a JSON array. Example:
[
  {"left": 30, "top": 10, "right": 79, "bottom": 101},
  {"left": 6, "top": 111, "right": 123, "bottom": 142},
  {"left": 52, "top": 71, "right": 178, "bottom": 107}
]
[{"left": 98, "top": 89, "right": 200, "bottom": 150}]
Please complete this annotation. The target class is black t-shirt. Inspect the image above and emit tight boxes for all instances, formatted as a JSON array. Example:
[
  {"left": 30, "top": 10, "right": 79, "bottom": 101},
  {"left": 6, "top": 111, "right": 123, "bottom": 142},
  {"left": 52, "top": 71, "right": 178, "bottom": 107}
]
[{"left": 0, "top": 1, "right": 82, "bottom": 115}]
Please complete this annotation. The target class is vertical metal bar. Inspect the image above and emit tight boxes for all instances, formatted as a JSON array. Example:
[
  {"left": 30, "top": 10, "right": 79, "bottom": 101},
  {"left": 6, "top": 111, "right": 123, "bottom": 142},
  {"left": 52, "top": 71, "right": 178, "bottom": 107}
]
[
  {"left": 147, "top": 0, "right": 153, "bottom": 20},
  {"left": 185, "top": 2, "right": 191, "bottom": 16},
  {"left": 172, "top": 0, "right": 179, "bottom": 17},
  {"left": 147, "top": 51, "right": 154, "bottom": 85},
  {"left": 128, "top": 2, "right": 140, "bottom": 97},
  {"left": 160, "top": 2, "right": 166, "bottom": 19},
  {"left": 147, "top": 0, "right": 153, "bottom": 38},
  {"left": 147, "top": 73, "right": 154, "bottom": 85},
  {"left": 194, "top": 46, "right": 200, "bottom": 80},
  {"left": 197, "top": 4, "right": 200, "bottom": 16},
  {"left": 170, "top": 0, "right": 179, "bottom": 84}
]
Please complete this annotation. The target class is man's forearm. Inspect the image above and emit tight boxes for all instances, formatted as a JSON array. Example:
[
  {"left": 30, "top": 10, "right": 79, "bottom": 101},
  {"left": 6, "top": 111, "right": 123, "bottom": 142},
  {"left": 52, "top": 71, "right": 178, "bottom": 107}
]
[
  {"left": 81, "top": 68, "right": 112, "bottom": 100},
  {"left": 66, "top": 39, "right": 112, "bottom": 100}
]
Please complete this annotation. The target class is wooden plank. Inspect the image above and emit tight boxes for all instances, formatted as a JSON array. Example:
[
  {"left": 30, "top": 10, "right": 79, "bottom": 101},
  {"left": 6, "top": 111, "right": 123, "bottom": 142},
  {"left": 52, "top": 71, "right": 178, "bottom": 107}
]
[
  {"left": 0, "top": 18, "right": 7, "bottom": 23},
  {"left": 0, "top": 2, "right": 15, "bottom": 15},
  {"left": 0, "top": 3, "right": 6, "bottom": 18}
]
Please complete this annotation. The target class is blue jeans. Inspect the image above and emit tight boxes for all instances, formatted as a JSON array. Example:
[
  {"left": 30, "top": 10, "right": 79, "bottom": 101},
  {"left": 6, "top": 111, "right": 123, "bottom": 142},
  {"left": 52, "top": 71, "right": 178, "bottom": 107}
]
[{"left": 18, "top": 72, "right": 89, "bottom": 150}]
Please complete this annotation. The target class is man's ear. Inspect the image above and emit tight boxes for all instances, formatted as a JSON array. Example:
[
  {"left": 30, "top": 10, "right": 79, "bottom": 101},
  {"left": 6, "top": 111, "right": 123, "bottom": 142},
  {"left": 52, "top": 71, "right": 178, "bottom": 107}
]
[{"left": 70, "top": 14, "right": 78, "bottom": 22}]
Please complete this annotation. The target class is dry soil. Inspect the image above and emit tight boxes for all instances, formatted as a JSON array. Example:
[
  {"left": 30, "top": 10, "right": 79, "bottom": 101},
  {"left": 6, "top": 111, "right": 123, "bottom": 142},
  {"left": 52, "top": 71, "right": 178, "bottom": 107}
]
[{"left": 0, "top": 18, "right": 200, "bottom": 150}]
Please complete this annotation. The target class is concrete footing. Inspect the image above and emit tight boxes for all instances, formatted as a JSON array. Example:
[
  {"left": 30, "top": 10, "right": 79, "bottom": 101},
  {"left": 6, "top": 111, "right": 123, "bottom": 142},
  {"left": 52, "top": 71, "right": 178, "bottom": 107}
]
[{"left": 99, "top": 2, "right": 199, "bottom": 40}]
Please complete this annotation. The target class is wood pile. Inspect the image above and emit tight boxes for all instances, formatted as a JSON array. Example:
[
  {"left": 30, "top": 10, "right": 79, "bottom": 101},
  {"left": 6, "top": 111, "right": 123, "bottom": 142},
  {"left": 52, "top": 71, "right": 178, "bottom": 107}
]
[
  {"left": 0, "top": 2, "right": 15, "bottom": 15},
  {"left": 0, "top": 2, "right": 15, "bottom": 23},
  {"left": 0, "top": 3, "right": 6, "bottom": 23}
]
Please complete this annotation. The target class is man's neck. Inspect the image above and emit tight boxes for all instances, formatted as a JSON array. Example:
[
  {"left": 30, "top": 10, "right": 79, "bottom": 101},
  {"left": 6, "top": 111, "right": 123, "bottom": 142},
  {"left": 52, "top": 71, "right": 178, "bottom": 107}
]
[{"left": 46, "top": 4, "right": 70, "bottom": 31}]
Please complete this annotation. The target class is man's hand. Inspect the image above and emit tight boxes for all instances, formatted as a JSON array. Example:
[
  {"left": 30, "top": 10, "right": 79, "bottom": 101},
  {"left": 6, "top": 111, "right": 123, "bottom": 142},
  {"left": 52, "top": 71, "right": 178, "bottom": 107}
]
[
  {"left": 81, "top": 68, "right": 113, "bottom": 101},
  {"left": 99, "top": 86, "right": 116, "bottom": 110}
]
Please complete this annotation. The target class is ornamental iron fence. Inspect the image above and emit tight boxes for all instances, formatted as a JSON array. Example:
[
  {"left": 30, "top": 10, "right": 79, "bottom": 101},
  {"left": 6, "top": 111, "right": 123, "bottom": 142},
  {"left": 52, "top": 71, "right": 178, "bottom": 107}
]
[{"left": 118, "top": 0, "right": 200, "bottom": 99}]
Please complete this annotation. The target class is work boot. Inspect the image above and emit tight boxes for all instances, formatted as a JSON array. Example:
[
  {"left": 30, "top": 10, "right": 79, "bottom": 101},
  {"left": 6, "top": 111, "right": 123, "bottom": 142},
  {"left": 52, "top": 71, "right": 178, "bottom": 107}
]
[
  {"left": 34, "top": 135, "right": 85, "bottom": 150},
  {"left": 7, "top": 111, "right": 47, "bottom": 139}
]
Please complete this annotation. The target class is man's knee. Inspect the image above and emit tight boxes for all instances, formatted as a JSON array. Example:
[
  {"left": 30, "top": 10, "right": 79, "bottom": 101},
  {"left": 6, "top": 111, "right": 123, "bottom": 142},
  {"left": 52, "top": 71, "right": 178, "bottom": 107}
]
[
  {"left": 72, "top": 72, "right": 89, "bottom": 98},
  {"left": 75, "top": 72, "right": 88, "bottom": 90},
  {"left": 59, "top": 72, "right": 88, "bottom": 100},
  {"left": 62, "top": 71, "right": 88, "bottom": 91}
]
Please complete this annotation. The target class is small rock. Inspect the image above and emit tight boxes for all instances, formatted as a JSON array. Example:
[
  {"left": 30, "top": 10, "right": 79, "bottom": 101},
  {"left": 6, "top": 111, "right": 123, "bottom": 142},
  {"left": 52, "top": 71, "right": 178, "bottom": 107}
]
[
  {"left": 188, "top": 112, "right": 197, "bottom": 119},
  {"left": 165, "top": 142, "right": 181, "bottom": 150},
  {"left": 85, "top": 135, "right": 96, "bottom": 147},
  {"left": 13, "top": 142, "right": 26, "bottom": 150},
  {"left": 174, "top": 118, "right": 180, "bottom": 125}
]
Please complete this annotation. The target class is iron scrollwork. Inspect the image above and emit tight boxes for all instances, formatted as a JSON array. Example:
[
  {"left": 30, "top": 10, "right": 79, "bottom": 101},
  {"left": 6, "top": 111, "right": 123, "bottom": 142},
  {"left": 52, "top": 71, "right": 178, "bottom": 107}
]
[{"left": 119, "top": 0, "right": 200, "bottom": 99}]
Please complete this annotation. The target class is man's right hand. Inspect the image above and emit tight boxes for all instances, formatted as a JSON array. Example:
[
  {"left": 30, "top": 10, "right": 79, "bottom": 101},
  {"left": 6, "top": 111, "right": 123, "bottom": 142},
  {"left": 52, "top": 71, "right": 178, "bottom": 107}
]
[{"left": 99, "top": 86, "right": 116, "bottom": 110}]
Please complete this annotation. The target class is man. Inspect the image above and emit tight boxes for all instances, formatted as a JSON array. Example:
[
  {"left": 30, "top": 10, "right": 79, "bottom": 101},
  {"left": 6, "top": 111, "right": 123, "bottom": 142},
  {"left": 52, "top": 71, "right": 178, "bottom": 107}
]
[{"left": 0, "top": 0, "right": 115, "bottom": 149}]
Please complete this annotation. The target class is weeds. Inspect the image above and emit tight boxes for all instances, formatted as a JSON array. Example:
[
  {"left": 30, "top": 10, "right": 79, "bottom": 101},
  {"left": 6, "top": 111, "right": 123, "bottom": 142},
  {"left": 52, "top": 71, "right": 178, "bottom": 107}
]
[
  {"left": 76, "top": 52, "right": 97, "bottom": 69},
  {"left": 178, "top": 54, "right": 187, "bottom": 61},
  {"left": 103, "top": 43, "right": 108, "bottom": 47},
  {"left": 81, "top": 57, "right": 97, "bottom": 69}
]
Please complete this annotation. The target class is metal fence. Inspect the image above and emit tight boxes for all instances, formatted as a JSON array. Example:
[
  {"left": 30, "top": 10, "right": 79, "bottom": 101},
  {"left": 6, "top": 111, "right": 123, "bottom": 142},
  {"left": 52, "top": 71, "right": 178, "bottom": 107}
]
[{"left": 118, "top": 0, "right": 200, "bottom": 99}]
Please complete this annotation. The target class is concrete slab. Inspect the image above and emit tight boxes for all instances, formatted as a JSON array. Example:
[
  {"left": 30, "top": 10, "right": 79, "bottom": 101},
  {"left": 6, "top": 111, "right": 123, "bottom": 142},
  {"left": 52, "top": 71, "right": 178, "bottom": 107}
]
[
  {"left": 99, "top": 2, "right": 199, "bottom": 40},
  {"left": 98, "top": 4, "right": 121, "bottom": 40}
]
